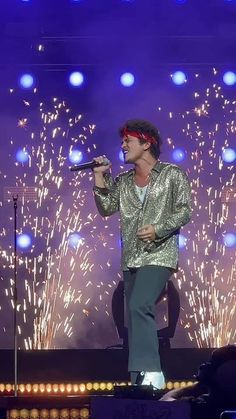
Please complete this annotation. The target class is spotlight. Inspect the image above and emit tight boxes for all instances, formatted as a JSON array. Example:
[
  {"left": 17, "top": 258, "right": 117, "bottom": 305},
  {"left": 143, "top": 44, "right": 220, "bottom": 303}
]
[
  {"left": 179, "top": 234, "right": 187, "bottom": 249},
  {"left": 68, "top": 233, "right": 83, "bottom": 249},
  {"left": 120, "top": 72, "right": 135, "bottom": 87},
  {"left": 69, "top": 149, "right": 83, "bottom": 164},
  {"left": 19, "top": 74, "right": 35, "bottom": 89},
  {"left": 171, "top": 71, "right": 187, "bottom": 85},
  {"left": 223, "top": 233, "right": 236, "bottom": 248},
  {"left": 69, "top": 72, "right": 84, "bottom": 87},
  {"left": 172, "top": 148, "right": 186, "bottom": 162},
  {"left": 222, "top": 148, "right": 236, "bottom": 163},
  {"left": 92, "top": 383, "right": 100, "bottom": 391},
  {"left": 175, "top": 0, "right": 187, "bottom": 3},
  {"left": 223, "top": 71, "right": 236, "bottom": 86},
  {"left": 37, "top": 44, "right": 44, "bottom": 52},
  {"left": 16, "top": 149, "right": 29, "bottom": 163},
  {"left": 17, "top": 234, "right": 32, "bottom": 249},
  {"left": 79, "top": 409, "right": 89, "bottom": 418},
  {"left": 79, "top": 384, "right": 86, "bottom": 392}
]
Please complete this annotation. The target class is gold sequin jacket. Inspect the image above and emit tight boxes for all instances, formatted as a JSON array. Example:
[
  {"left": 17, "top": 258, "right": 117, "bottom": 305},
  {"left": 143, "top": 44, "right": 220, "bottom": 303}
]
[{"left": 93, "top": 161, "right": 192, "bottom": 271}]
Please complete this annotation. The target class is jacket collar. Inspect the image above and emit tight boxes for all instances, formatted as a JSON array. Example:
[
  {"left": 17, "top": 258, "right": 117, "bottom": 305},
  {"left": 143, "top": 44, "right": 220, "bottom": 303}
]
[{"left": 127, "top": 160, "right": 162, "bottom": 177}]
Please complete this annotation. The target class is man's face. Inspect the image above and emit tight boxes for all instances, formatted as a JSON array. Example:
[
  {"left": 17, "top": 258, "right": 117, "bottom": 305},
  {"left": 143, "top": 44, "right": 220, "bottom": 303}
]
[{"left": 121, "top": 135, "right": 148, "bottom": 163}]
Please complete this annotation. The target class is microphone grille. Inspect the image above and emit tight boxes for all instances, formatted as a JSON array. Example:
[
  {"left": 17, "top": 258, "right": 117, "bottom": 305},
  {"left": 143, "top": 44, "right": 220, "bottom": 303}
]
[{"left": 102, "top": 157, "right": 110, "bottom": 166}]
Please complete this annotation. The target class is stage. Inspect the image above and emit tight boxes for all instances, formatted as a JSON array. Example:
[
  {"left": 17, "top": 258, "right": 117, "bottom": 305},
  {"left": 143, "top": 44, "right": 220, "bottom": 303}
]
[{"left": 0, "top": 348, "right": 212, "bottom": 418}]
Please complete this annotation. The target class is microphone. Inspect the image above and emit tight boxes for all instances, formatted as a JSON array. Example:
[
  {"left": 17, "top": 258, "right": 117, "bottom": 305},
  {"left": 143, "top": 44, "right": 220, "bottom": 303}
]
[{"left": 70, "top": 158, "right": 110, "bottom": 172}]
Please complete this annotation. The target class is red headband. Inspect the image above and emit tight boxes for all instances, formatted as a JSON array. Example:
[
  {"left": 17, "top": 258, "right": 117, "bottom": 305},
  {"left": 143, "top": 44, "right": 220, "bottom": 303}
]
[{"left": 121, "top": 128, "right": 157, "bottom": 145}]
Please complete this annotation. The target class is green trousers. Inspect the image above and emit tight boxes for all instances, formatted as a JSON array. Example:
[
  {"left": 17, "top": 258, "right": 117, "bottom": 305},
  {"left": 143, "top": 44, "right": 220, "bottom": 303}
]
[{"left": 123, "top": 265, "right": 172, "bottom": 378}]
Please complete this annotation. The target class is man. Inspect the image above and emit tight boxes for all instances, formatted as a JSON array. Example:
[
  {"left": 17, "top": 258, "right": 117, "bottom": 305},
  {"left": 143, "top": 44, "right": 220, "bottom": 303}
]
[{"left": 92, "top": 119, "right": 191, "bottom": 389}]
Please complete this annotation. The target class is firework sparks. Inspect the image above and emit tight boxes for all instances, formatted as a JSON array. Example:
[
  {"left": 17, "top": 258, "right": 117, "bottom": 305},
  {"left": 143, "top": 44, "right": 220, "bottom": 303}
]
[
  {"left": 0, "top": 95, "right": 118, "bottom": 349},
  {"left": 157, "top": 71, "right": 235, "bottom": 347}
]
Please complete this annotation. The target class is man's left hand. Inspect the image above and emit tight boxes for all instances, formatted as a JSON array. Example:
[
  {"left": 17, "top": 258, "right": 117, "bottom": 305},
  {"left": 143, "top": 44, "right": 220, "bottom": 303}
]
[{"left": 137, "top": 224, "right": 156, "bottom": 242}]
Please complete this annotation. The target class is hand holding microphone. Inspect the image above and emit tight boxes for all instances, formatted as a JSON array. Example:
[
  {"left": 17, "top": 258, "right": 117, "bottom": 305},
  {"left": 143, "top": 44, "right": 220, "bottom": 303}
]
[
  {"left": 92, "top": 156, "right": 111, "bottom": 173},
  {"left": 70, "top": 156, "right": 111, "bottom": 189},
  {"left": 70, "top": 156, "right": 111, "bottom": 172}
]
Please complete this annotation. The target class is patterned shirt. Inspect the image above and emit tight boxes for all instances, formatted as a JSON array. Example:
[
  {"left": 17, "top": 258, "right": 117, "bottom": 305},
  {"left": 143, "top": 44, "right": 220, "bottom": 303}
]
[{"left": 93, "top": 161, "right": 192, "bottom": 271}]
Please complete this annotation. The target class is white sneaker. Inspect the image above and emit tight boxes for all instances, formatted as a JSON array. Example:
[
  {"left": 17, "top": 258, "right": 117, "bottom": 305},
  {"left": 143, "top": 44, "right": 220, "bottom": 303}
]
[{"left": 141, "top": 371, "right": 165, "bottom": 389}]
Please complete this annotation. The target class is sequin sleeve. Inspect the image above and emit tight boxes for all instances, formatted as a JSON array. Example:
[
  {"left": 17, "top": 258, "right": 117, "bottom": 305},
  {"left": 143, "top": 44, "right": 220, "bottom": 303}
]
[
  {"left": 93, "top": 173, "right": 120, "bottom": 217},
  {"left": 153, "top": 167, "right": 192, "bottom": 239}
]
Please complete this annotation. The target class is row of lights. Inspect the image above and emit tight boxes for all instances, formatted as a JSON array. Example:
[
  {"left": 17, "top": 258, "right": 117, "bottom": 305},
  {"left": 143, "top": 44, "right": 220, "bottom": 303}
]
[
  {"left": 16, "top": 231, "right": 236, "bottom": 250},
  {"left": 68, "top": 232, "right": 236, "bottom": 250},
  {"left": 0, "top": 382, "right": 113, "bottom": 393},
  {"left": 17, "top": 71, "right": 236, "bottom": 89},
  {"left": 9, "top": 409, "right": 89, "bottom": 419},
  {"left": 15, "top": 147, "right": 236, "bottom": 165},
  {"left": 0, "top": 380, "right": 195, "bottom": 394}
]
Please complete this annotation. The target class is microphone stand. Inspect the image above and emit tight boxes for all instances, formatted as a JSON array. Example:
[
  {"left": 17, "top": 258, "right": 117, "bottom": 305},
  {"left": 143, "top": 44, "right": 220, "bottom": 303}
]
[
  {"left": 3, "top": 186, "right": 37, "bottom": 397},
  {"left": 13, "top": 194, "right": 18, "bottom": 397}
]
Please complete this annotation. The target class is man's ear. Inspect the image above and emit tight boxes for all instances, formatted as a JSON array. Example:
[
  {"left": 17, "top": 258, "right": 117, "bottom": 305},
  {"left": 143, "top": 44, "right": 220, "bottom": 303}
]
[{"left": 143, "top": 142, "right": 151, "bottom": 151}]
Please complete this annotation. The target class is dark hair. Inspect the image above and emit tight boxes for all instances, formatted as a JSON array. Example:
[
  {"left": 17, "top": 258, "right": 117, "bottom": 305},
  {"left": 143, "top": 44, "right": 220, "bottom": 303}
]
[
  {"left": 210, "top": 345, "right": 236, "bottom": 368},
  {"left": 119, "top": 119, "right": 162, "bottom": 159},
  {"left": 196, "top": 345, "right": 236, "bottom": 387}
]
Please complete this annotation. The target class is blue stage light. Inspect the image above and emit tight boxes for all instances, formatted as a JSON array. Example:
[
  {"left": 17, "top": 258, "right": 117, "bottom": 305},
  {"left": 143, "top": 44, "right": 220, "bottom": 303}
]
[
  {"left": 19, "top": 74, "right": 35, "bottom": 89},
  {"left": 222, "top": 148, "right": 236, "bottom": 163},
  {"left": 17, "top": 234, "right": 32, "bottom": 249},
  {"left": 69, "top": 71, "right": 84, "bottom": 87},
  {"left": 175, "top": 0, "right": 187, "bottom": 3},
  {"left": 179, "top": 234, "right": 187, "bottom": 249},
  {"left": 16, "top": 149, "right": 29, "bottom": 163},
  {"left": 172, "top": 148, "right": 186, "bottom": 162},
  {"left": 172, "top": 71, "right": 187, "bottom": 85},
  {"left": 223, "top": 71, "right": 236, "bottom": 86},
  {"left": 68, "top": 233, "right": 83, "bottom": 249},
  {"left": 119, "top": 150, "right": 125, "bottom": 162},
  {"left": 120, "top": 72, "right": 135, "bottom": 87},
  {"left": 223, "top": 233, "right": 236, "bottom": 248},
  {"left": 69, "top": 149, "right": 83, "bottom": 164}
]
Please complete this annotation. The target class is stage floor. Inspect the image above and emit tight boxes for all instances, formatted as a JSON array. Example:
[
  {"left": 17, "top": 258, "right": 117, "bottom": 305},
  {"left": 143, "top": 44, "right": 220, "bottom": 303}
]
[{"left": 0, "top": 348, "right": 212, "bottom": 382}]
